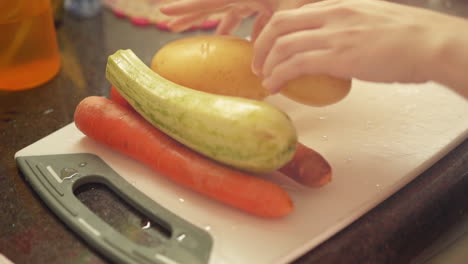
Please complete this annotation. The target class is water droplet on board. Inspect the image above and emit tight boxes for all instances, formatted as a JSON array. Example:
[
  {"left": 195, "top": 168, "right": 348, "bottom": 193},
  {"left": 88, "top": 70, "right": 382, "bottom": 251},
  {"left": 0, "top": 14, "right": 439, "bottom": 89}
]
[
  {"left": 318, "top": 116, "right": 327, "bottom": 120},
  {"left": 60, "top": 168, "right": 80, "bottom": 180},
  {"left": 141, "top": 219, "right": 152, "bottom": 230},
  {"left": 321, "top": 135, "right": 328, "bottom": 141},
  {"left": 178, "top": 198, "right": 185, "bottom": 203},
  {"left": 78, "top": 162, "right": 87, "bottom": 167},
  {"left": 176, "top": 233, "right": 186, "bottom": 242},
  {"left": 204, "top": 225, "right": 211, "bottom": 231},
  {"left": 43, "top": 109, "right": 54, "bottom": 115}
]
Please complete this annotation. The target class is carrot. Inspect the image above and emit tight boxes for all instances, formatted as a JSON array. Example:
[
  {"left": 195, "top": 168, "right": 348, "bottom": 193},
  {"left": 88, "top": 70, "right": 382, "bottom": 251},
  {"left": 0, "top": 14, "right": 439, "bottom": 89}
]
[
  {"left": 279, "top": 144, "right": 332, "bottom": 187},
  {"left": 109, "top": 85, "right": 133, "bottom": 109},
  {"left": 110, "top": 85, "right": 332, "bottom": 187},
  {"left": 74, "top": 96, "right": 293, "bottom": 218}
]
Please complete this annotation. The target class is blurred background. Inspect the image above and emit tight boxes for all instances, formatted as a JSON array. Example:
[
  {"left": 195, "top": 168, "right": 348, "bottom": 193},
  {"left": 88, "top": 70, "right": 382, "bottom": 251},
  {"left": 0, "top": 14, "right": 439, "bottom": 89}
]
[{"left": 1, "top": 0, "right": 467, "bottom": 263}]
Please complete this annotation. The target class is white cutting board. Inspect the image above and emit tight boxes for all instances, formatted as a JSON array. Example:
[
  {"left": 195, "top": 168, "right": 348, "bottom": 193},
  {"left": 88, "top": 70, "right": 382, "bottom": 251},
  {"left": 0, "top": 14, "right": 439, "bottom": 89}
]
[{"left": 16, "top": 80, "right": 468, "bottom": 264}]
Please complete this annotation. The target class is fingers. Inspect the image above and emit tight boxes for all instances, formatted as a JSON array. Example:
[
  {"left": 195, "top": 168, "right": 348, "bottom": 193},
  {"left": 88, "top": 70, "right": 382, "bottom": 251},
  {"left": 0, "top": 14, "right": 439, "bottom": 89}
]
[
  {"left": 161, "top": 0, "right": 271, "bottom": 35},
  {"left": 163, "top": 1, "right": 255, "bottom": 33},
  {"left": 262, "top": 50, "right": 331, "bottom": 93},
  {"left": 167, "top": 12, "right": 210, "bottom": 32},
  {"left": 160, "top": 0, "right": 231, "bottom": 15},
  {"left": 215, "top": 11, "right": 241, "bottom": 35},
  {"left": 215, "top": 6, "right": 252, "bottom": 35},
  {"left": 252, "top": 8, "right": 324, "bottom": 75},
  {"left": 262, "top": 30, "right": 330, "bottom": 78},
  {"left": 251, "top": 12, "right": 271, "bottom": 41}
]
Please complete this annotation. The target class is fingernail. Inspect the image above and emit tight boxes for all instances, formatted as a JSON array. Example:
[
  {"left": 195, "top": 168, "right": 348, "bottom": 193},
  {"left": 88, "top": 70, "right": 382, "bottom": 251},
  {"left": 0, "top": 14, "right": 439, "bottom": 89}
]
[
  {"left": 166, "top": 22, "right": 186, "bottom": 33},
  {"left": 251, "top": 63, "right": 260, "bottom": 76},
  {"left": 262, "top": 78, "right": 280, "bottom": 94}
]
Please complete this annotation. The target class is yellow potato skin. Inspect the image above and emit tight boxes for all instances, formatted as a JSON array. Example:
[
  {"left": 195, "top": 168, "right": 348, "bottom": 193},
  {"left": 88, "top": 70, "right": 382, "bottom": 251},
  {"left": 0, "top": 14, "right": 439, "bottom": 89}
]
[
  {"left": 151, "top": 35, "right": 351, "bottom": 106},
  {"left": 152, "top": 35, "right": 269, "bottom": 100},
  {"left": 281, "top": 75, "right": 352, "bottom": 107}
]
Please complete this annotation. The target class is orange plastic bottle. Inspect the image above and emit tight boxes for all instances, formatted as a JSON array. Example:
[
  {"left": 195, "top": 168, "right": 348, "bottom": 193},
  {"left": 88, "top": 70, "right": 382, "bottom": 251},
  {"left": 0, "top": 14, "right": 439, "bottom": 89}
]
[{"left": 0, "top": 0, "right": 61, "bottom": 91}]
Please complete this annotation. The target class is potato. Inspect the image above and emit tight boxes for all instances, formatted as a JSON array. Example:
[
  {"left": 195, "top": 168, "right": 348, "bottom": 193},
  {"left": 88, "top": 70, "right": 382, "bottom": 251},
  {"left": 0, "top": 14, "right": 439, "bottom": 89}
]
[
  {"left": 151, "top": 35, "right": 351, "bottom": 106},
  {"left": 152, "top": 35, "right": 268, "bottom": 100},
  {"left": 281, "top": 75, "right": 351, "bottom": 107}
]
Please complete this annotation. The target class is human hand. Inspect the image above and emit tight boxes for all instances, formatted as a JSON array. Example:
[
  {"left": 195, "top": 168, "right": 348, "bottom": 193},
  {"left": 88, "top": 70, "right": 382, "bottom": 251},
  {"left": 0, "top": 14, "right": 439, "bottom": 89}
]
[
  {"left": 159, "top": 0, "right": 278, "bottom": 37},
  {"left": 253, "top": 0, "right": 468, "bottom": 93}
]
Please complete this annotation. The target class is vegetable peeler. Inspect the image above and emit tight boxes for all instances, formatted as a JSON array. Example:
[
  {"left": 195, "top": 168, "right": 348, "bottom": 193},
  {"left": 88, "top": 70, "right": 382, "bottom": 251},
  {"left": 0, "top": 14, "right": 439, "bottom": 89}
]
[{"left": 16, "top": 153, "right": 213, "bottom": 264}]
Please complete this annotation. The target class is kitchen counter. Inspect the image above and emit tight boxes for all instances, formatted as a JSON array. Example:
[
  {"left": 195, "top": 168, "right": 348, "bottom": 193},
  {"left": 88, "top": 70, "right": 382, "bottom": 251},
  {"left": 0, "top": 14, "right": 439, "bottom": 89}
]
[{"left": 1, "top": 1, "right": 467, "bottom": 263}]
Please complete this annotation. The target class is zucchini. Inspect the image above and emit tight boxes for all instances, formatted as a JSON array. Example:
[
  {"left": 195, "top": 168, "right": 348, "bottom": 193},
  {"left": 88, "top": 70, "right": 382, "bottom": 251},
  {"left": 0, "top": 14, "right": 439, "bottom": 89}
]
[{"left": 106, "top": 49, "right": 297, "bottom": 173}]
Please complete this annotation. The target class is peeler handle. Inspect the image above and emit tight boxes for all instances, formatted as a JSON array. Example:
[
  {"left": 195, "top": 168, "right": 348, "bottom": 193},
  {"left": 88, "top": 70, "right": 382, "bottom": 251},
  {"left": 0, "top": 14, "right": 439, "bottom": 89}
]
[{"left": 16, "top": 153, "right": 213, "bottom": 264}]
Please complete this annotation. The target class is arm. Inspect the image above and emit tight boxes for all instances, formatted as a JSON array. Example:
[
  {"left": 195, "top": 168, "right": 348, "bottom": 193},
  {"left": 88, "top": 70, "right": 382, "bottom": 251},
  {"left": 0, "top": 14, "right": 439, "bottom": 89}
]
[{"left": 429, "top": 18, "right": 468, "bottom": 98}]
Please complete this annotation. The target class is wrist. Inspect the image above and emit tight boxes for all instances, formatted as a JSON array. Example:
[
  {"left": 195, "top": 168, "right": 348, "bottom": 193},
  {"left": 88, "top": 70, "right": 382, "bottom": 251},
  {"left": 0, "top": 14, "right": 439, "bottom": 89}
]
[{"left": 428, "top": 17, "right": 468, "bottom": 98}]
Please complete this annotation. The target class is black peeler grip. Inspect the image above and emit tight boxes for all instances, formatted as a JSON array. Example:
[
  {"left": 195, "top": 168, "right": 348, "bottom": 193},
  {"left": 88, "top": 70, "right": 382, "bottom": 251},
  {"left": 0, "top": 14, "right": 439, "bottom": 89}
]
[{"left": 16, "top": 153, "right": 213, "bottom": 264}]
